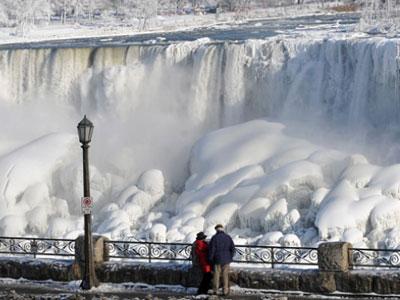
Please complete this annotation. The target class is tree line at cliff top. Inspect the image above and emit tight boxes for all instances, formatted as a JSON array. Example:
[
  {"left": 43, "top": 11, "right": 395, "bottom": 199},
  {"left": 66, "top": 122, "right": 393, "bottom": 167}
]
[
  {"left": 0, "top": 0, "right": 351, "bottom": 29},
  {"left": 3, "top": 0, "right": 394, "bottom": 37}
]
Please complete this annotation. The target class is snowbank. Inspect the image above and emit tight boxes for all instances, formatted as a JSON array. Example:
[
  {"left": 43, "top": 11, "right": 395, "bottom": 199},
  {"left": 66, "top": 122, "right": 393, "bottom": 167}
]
[{"left": 169, "top": 119, "right": 400, "bottom": 248}]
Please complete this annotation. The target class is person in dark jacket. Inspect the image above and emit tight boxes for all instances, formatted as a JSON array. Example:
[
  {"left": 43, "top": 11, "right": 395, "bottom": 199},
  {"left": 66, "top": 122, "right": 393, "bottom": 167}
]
[
  {"left": 194, "top": 232, "right": 212, "bottom": 295},
  {"left": 208, "top": 224, "right": 235, "bottom": 296}
]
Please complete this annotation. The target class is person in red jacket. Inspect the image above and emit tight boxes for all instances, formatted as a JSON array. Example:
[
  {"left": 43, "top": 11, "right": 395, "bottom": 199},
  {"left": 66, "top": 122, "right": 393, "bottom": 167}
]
[{"left": 194, "top": 231, "right": 212, "bottom": 295}]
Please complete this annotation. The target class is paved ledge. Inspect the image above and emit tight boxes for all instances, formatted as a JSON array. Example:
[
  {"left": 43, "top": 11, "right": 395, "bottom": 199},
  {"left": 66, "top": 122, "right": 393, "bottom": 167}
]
[{"left": 0, "top": 258, "right": 400, "bottom": 295}]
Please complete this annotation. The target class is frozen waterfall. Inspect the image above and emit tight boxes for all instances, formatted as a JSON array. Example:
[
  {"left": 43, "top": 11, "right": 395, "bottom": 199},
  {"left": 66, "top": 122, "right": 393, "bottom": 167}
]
[{"left": 0, "top": 36, "right": 399, "bottom": 246}]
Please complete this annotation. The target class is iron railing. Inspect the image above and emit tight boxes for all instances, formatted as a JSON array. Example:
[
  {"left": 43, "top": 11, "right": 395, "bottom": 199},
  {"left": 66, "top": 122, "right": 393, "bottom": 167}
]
[
  {"left": 0, "top": 236, "right": 75, "bottom": 258},
  {"left": 105, "top": 240, "right": 318, "bottom": 267},
  {"left": 349, "top": 248, "right": 400, "bottom": 268},
  {"left": 234, "top": 245, "right": 318, "bottom": 267},
  {"left": 4, "top": 236, "right": 399, "bottom": 270},
  {"left": 106, "top": 241, "right": 192, "bottom": 262}
]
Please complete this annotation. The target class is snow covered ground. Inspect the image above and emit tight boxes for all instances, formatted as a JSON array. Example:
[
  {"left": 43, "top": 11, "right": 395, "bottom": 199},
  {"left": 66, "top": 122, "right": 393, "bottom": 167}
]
[
  {"left": 0, "top": 6, "right": 399, "bottom": 251},
  {"left": 0, "top": 277, "right": 391, "bottom": 299}
]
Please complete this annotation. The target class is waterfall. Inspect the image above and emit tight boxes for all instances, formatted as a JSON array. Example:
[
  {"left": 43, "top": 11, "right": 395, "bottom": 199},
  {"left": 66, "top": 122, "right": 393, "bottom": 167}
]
[
  {"left": 0, "top": 36, "right": 400, "bottom": 241},
  {"left": 0, "top": 37, "right": 399, "bottom": 182}
]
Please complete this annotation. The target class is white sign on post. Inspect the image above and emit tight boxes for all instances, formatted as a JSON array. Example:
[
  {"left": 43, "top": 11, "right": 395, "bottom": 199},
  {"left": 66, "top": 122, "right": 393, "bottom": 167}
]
[{"left": 81, "top": 197, "right": 93, "bottom": 214}]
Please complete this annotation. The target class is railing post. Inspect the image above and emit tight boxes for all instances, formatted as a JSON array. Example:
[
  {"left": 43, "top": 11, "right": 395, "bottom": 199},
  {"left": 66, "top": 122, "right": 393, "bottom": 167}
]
[
  {"left": 148, "top": 242, "right": 152, "bottom": 263},
  {"left": 75, "top": 235, "right": 110, "bottom": 280},
  {"left": 347, "top": 247, "right": 352, "bottom": 270},
  {"left": 318, "top": 242, "right": 352, "bottom": 272},
  {"left": 271, "top": 247, "right": 275, "bottom": 269},
  {"left": 30, "top": 240, "right": 38, "bottom": 259}
]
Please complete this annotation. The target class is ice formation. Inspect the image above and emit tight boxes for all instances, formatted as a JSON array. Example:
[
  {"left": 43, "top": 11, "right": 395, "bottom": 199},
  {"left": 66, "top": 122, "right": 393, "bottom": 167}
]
[{"left": 0, "top": 33, "right": 399, "bottom": 248}]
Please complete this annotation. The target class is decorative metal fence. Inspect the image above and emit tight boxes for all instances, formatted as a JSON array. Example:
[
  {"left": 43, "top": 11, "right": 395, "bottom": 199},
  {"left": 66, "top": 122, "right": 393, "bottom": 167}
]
[
  {"left": 105, "top": 240, "right": 319, "bottom": 267},
  {"left": 106, "top": 241, "right": 192, "bottom": 262},
  {"left": 234, "top": 245, "right": 318, "bottom": 267},
  {"left": 0, "top": 236, "right": 75, "bottom": 259},
  {"left": 349, "top": 248, "right": 400, "bottom": 268},
  {"left": 5, "top": 236, "right": 400, "bottom": 270}
]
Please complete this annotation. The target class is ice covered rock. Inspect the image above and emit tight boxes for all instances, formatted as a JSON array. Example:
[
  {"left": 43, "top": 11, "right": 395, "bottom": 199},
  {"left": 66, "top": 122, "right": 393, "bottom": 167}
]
[
  {"left": 369, "top": 165, "right": 400, "bottom": 198},
  {"left": 302, "top": 227, "right": 319, "bottom": 246},
  {"left": 26, "top": 206, "right": 48, "bottom": 234},
  {"left": 166, "top": 228, "right": 185, "bottom": 242},
  {"left": 96, "top": 209, "right": 131, "bottom": 238},
  {"left": 263, "top": 146, "right": 318, "bottom": 173},
  {"left": 52, "top": 198, "right": 70, "bottom": 218},
  {"left": 127, "top": 191, "right": 154, "bottom": 214},
  {"left": 238, "top": 197, "right": 271, "bottom": 231},
  {"left": 315, "top": 180, "right": 359, "bottom": 239},
  {"left": 20, "top": 183, "right": 50, "bottom": 210},
  {"left": 281, "top": 209, "right": 301, "bottom": 232},
  {"left": 184, "top": 216, "right": 204, "bottom": 228},
  {"left": 384, "top": 227, "right": 400, "bottom": 249},
  {"left": 370, "top": 198, "right": 400, "bottom": 231},
  {"left": 149, "top": 223, "right": 167, "bottom": 242},
  {"left": 137, "top": 169, "right": 165, "bottom": 198},
  {"left": 264, "top": 198, "right": 288, "bottom": 231},
  {"left": 187, "top": 120, "right": 294, "bottom": 191},
  {"left": 279, "top": 234, "right": 301, "bottom": 247},
  {"left": 185, "top": 232, "right": 197, "bottom": 243},
  {"left": 204, "top": 202, "right": 239, "bottom": 230},
  {"left": 56, "top": 162, "right": 111, "bottom": 215},
  {"left": 47, "top": 216, "right": 79, "bottom": 238},
  {"left": 218, "top": 185, "right": 261, "bottom": 206},
  {"left": 340, "top": 162, "right": 380, "bottom": 188},
  {"left": 310, "top": 188, "right": 329, "bottom": 208},
  {"left": 123, "top": 202, "right": 143, "bottom": 224},
  {"left": 342, "top": 228, "right": 364, "bottom": 244},
  {"left": 0, "top": 133, "right": 75, "bottom": 209},
  {"left": 315, "top": 179, "right": 387, "bottom": 240},
  {"left": 117, "top": 185, "right": 139, "bottom": 206},
  {"left": 177, "top": 165, "right": 263, "bottom": 216},
  {"left": 0, "top": 215, "right": 27, "bottom": 236},
  {"left": 258, "top": 231, "right": 283, "bottom": 246},
  {"left": 308, "top": 149, "right": 348, "bottom": 183},
  {"left": 255, "top": 160, "right": 324, "bottom": 200}
]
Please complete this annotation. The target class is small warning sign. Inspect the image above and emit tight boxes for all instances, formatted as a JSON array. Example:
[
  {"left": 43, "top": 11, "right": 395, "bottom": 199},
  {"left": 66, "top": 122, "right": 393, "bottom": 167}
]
[{"left": 81, "top": 197, "right": 93, "bottom": 214}]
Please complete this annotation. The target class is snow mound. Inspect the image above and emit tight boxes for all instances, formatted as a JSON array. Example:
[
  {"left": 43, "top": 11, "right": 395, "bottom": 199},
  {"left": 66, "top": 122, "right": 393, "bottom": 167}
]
[{"left": 167, "top": 119, "right": 400, "bottom": 248}]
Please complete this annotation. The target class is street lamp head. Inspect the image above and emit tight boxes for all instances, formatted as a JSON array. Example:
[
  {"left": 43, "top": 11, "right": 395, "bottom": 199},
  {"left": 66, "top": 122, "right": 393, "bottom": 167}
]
[{"left": 77, "top": 115, "right": 94, "bottom": 144}]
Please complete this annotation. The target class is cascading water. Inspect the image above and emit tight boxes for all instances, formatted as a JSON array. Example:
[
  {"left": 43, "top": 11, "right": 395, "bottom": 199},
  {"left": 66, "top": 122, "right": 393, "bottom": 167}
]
[{"left": 0, "top": 35, "right": 399, "bottom": 246}]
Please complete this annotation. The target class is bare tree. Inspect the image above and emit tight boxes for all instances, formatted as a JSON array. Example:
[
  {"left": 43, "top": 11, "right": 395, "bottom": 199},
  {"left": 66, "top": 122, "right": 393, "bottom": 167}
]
[
  {"left": 136, "top": 0, "right": 158, "bottom": 30},
  {"left": 225, "top": 0, "right": 252, "bottom": 19},
  {"left": 175, "top": 0, "right": 187, "bottom": 14},
  {"left": 0, "top": 0, "right": 51, "bottom": 35}
]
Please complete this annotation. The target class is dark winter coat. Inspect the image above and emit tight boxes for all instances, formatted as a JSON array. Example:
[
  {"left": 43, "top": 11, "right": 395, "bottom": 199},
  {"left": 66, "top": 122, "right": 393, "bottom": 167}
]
[
  {"left": 194, "top": 239, "right": 212, "bottom": 273},
  {"left": 208, "top": 231, "right": 235, "bottom": 265}
]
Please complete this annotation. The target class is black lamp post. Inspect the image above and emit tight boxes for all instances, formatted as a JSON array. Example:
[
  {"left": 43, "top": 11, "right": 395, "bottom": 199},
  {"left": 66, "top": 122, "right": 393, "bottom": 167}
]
[{"left": 77, "top": 115, "right": 98, "bottom": 290}]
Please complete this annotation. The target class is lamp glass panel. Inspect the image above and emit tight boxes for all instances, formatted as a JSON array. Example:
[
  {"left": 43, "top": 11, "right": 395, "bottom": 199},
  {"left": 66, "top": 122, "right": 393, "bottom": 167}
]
[
  {"left": 85, "top": 126, "right": 92, "bottom": 142},
  {"left": 78, "top": 126, "right": 87, "bottom": 143}
]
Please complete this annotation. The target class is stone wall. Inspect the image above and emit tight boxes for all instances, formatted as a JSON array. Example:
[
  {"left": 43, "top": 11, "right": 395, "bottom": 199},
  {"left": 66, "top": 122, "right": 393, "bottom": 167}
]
[{"left": 1, "top": 257, "right": 400, "bottom": 295}]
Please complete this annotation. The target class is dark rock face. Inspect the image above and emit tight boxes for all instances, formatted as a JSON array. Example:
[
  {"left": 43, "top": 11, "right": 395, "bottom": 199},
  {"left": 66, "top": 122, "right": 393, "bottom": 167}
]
[{"left": 1, "top": 258, "right": 400, "bottom": 295}]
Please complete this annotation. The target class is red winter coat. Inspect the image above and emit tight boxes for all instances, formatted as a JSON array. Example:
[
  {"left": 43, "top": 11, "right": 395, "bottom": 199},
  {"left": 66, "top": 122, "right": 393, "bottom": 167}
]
[{"left": 194, "top": 239, "right": 212, "bottom": 273}]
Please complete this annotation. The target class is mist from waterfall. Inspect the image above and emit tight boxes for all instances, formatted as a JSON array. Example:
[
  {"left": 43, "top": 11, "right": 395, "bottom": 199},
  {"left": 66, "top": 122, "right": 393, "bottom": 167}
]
[{"left": 0, "top": 38, "right": 399, "bottom": 179}]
